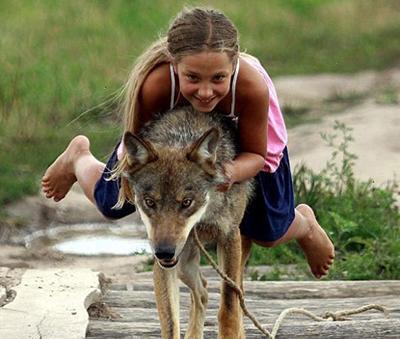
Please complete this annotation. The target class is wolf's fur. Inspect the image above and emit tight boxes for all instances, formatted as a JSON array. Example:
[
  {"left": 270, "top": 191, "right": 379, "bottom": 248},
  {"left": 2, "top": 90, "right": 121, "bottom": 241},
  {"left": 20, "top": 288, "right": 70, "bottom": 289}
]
[{"left": 123, "top": 107, "right": 253, "bottom": 338}]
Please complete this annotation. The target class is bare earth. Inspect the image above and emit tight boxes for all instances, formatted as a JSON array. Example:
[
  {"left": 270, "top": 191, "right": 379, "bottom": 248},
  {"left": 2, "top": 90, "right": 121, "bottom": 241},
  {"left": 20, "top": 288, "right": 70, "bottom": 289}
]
[
  {"left": 288, "top": 100, "right": 400, "bottom": 186},
  {"left": 1, "top": 68, "right": 399, "bottom": 287}
]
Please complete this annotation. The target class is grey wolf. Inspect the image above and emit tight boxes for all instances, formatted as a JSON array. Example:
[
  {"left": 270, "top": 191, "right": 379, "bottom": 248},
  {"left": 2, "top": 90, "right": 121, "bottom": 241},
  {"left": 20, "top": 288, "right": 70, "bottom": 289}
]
[{"left": 123, "top": 106, "right": 253, "bottom": 338}]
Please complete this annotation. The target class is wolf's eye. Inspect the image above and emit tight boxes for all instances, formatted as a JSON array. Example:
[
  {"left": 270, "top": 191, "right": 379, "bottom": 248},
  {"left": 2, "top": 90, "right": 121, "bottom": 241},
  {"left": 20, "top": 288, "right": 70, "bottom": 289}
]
[
  {"left": 144, "top": 198, "right": 156, "bottom": 209},
  {"left": 181, "top": 198, "right": 193, "bottom": 209}
]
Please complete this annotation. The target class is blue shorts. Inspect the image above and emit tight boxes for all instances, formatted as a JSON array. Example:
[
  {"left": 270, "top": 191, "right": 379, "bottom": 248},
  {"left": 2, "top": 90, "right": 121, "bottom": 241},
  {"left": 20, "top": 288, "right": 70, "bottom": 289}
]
[
  {"left": 94, "top": 143, "right": 136, "bottom": 219},
  {"left": 94, "top": 144, "right": 295, "bottom": 242},
  {"left": 239, "top": 147, "right": 295, "bottom": 242}
]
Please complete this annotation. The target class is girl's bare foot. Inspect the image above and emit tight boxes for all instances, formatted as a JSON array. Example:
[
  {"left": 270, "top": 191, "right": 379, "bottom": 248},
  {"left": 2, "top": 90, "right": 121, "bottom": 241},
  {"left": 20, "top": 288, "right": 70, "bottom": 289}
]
[
  {"left": 41, "top": 135, "right": 90, "bottom": 202},
  {"left": 296, "top": 204, "right": 335, "bottom": 279}
]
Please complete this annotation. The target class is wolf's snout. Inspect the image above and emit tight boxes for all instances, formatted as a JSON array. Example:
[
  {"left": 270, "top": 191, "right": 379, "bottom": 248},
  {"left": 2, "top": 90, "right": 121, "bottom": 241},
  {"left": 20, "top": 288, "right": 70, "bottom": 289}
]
[{"left": 154, "top": 246, "right": 176, "bottom": 261}]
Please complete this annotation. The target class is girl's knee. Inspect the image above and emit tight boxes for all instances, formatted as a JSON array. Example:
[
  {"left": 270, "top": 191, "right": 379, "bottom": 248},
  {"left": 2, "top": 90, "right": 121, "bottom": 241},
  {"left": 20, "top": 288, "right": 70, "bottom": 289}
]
[{"left": 252, "top": 239, "right": 279, "bottom": 248}]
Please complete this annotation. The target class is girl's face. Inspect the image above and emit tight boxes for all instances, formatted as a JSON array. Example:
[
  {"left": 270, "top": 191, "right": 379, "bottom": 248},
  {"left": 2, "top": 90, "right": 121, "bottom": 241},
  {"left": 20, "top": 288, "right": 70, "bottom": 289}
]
[{"left": 174, "top": 51, "right": 235, "bottom": 112}]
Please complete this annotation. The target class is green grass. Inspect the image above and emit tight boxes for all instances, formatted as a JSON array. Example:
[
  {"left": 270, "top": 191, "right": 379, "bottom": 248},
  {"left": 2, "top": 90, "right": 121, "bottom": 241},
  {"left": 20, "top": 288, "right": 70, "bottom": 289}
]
[{"left": 0, "top": 1, "right": 399, "bottom": 279}]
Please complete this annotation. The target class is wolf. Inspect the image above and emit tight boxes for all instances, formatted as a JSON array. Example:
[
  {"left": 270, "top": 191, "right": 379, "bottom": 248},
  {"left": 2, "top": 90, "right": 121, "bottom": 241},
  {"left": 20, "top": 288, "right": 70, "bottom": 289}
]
[{"left": 123, "top": 106, "right": 253, "bottom": 338}]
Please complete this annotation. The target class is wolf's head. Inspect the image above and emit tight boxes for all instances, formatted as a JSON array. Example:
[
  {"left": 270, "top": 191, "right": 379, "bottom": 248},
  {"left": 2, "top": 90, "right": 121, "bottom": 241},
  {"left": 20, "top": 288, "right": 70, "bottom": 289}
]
[{"left": 123, "top": 127, "right": 223, "bottom": 269}]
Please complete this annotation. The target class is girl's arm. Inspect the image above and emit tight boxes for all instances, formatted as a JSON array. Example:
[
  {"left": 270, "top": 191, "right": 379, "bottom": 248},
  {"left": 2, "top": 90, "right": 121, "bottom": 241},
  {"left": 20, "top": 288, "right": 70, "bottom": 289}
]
[{"left": 223, "top": 66, "right": 269, "bottom": 187}]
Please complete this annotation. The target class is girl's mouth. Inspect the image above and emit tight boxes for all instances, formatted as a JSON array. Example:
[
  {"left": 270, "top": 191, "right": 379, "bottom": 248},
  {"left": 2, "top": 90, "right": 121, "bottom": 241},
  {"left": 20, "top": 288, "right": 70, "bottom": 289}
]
[{"left": 195, "top": 97, "right": 216, "bottom": 105}]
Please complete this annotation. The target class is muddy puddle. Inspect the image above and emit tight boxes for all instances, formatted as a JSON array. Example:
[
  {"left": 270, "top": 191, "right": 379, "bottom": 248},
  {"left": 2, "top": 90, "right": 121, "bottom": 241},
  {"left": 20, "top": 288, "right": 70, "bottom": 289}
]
[
  {"left": 21, "top": 223, "right": 151, "bottom": 256},
  {"left": 53, "top": 235, "right": 151, "bottom": 255}
]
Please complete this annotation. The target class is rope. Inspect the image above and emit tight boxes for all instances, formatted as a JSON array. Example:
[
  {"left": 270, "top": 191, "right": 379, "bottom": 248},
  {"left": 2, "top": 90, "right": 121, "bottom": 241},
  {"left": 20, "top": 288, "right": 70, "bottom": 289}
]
[{"left": 193, "top": 228, "right": 389, "bottom": 339}]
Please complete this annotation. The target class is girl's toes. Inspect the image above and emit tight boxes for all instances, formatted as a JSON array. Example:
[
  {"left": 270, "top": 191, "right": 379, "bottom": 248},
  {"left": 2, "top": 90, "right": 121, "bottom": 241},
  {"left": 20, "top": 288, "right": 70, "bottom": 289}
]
[{"left": 45, "top": 190, "right": 55, "bottom": 198}]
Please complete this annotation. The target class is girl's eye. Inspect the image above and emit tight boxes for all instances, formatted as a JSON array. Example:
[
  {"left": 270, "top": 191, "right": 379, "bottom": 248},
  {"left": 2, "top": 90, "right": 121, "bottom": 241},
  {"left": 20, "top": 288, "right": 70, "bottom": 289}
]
[
  {"left": 186, "top": 74, "right": 198, "bottom": 81},
  {"left": 181, "top": 198, "right": 193, "bottom": 209},
  {"left": 214, "top": 75, "right": 226, "bottom": 82},
  {"left": 144, "top": 198, "right": 156, "bottom": 209}
]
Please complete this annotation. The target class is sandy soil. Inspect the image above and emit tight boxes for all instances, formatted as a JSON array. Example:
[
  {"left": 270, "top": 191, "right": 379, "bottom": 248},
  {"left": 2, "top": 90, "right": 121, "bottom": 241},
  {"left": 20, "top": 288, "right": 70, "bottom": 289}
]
[
  {"left": 1, "top": 68, "right": 399, "bottom": 288},
  {"left": 288, "top": 99, "right": 400, "bottom": 187}
]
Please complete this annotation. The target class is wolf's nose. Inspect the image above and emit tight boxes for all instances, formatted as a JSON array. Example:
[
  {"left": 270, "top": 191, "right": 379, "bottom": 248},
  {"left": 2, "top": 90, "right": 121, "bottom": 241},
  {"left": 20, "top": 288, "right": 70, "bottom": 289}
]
[{"left": 154, "top": 247, "right": 175, "bottom": 261}]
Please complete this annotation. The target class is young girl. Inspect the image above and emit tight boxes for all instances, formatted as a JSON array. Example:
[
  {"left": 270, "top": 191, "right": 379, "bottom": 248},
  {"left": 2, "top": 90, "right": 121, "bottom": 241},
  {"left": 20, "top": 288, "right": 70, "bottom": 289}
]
[{"left": 42, "top": 7, "right": 334, "bottom": 279}]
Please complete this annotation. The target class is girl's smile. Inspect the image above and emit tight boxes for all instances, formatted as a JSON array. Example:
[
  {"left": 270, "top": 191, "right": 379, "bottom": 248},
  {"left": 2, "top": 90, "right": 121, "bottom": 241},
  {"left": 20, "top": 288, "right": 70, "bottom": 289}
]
[{"left": 174, "top": 51, "right": 235, "bottom": 112}]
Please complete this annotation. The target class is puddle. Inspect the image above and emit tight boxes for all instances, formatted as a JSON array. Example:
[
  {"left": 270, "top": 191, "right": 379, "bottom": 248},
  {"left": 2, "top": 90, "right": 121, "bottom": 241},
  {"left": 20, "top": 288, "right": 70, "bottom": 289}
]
[
  {"left": 53, "top": 235, "right": 151, "bottom": 256},
  {"left": 22, "top": 222, "right": 152, "bottom": 256}
]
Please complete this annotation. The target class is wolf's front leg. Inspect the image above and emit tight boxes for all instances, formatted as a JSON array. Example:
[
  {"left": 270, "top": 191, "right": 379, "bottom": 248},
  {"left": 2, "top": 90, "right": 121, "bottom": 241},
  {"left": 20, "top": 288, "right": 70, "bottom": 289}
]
[
  {"left": 153, "top": 262, "right": 180, "bottom": 339},
  {"left": 178, "top": 240, "right": 208, "bottom": 339},
  {"left": 217, "top": 228, "right": 245, "bottom": 339}
]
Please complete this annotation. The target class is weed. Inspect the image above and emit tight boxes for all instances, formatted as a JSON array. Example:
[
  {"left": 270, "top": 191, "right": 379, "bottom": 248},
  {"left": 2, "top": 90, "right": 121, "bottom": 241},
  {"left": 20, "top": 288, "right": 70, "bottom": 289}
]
[
  {"left": 324, "top": 91, "right": 366, "bottom": 106},
  {"left": 375, "top": 87, "right": 399, "bottom": 105},
  {"left": 282, "top": 105, "right": 314, "bottom": 128},
  {"left": 248, "top": 266, "right": 283, "bottom": 281}
]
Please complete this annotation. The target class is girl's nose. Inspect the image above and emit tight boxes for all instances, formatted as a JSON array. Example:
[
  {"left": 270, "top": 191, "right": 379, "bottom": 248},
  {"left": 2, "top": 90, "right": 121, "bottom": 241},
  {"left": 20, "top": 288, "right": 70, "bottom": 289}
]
[{"left": 198, "top": 84, "right": 213, "bottom": 99}]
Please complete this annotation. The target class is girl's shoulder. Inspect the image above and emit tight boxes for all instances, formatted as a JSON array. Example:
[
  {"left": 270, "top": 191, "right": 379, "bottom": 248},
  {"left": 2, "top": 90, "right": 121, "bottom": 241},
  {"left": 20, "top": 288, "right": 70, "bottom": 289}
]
[
  {"left": 235, "top": 54, "right": 269, "bottom": 111},
  {"left": 139, "top": 62, "right": 172, "bottom": 116},
  {"left": 141, "top": 62, "right": 171, "bottom": 101},
  {"left": 238, "top": 54, "right": 268, "bottom": 93}
]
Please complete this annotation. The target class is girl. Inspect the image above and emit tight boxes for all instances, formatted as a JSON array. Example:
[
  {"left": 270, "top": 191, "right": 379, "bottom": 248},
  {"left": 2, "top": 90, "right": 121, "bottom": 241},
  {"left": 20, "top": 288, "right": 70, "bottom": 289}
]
[{"left": 42, "top": 7, "right": 334, "bottom": 279}]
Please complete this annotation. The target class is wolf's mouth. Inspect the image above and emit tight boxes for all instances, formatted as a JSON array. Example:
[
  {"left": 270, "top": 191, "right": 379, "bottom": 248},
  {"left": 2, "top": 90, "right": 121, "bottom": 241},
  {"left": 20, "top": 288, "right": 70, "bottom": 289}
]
[{"left": 158, "top": 258, "right": 179, "bottom": 269}]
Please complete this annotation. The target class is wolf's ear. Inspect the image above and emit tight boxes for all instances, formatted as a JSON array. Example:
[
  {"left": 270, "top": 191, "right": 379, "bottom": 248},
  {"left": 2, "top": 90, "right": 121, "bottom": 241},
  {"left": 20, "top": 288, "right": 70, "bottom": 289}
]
[
  {"left": 123, "top": 132, "right": 158, "bottom": 172},
  {"left": 187, "top": 128, "right": 220, "bottom": 176}
]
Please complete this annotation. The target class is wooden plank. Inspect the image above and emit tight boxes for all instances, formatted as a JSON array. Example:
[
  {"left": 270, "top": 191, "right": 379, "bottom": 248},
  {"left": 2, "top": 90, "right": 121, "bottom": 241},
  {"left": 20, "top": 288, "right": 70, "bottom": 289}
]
[
  {"left": 243, "top": 280, "right": 400, "bottom": 300},
  {"left": 86, "top": 318, "right": 400, "bottom": 338},
  {"left": 99, "top": 297, "right": 399, "bottom": 323},
  {"left": 102, "top": 290, "right": 400, "bottom": 312},
  {"left": 109, "top": 280, "right": 400, "bottom": 299},
  {"left": 92, "top": 292, "right": 398, "bottom": 338},
  {"left": 127, "top": 266, "right": 303, "bottom": 281},
  {"left": 87, "top": 273, "right": 400, "bottom": 338}
]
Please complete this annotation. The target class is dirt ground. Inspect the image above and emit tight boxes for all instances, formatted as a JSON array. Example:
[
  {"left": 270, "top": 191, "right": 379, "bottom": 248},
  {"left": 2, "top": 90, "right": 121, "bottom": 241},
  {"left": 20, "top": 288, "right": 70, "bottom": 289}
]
[{"left": 1, "top": 68, "right": 399, "bottom": 289}]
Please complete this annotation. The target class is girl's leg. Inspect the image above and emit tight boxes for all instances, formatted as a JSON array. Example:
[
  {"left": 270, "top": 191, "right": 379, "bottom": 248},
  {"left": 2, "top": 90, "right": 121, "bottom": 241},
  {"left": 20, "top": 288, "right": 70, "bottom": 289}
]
[
  {"left": 41, "top": 135, "right": 105, "bottom": 204},
  {"left": 253, "top": 204, "right": 335, "bottom": 279}
]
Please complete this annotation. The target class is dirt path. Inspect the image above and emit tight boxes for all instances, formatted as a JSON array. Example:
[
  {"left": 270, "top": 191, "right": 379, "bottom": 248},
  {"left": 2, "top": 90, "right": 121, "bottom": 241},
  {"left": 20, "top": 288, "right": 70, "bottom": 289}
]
[
  {"left": 275, "top": 68, "right": 400, "bottom": 188},
  {"left": 288, "top": 100, "right": 399, "bottom": 187}
]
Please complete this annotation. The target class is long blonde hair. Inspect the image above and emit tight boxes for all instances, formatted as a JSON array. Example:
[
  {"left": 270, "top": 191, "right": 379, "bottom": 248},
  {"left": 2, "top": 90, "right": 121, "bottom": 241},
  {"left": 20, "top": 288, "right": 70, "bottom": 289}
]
[{"left": 113, "top": 7, "right": 240, "bottom": 208}]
